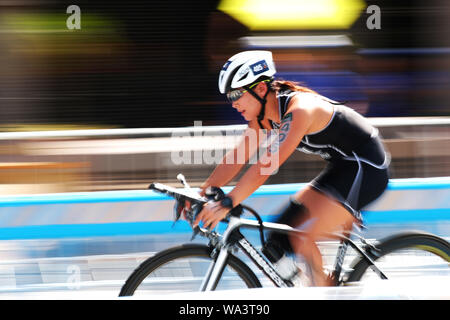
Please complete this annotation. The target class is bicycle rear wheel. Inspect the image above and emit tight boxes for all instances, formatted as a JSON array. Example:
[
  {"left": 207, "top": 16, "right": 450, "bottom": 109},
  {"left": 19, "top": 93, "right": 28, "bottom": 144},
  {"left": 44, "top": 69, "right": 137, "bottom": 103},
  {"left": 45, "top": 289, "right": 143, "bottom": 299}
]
[
  {"left": 119, "top": 243, "right": 261, "bottom": 297},
  {"left": 347, "top": 231, "right": 450, "bottom": 283}
]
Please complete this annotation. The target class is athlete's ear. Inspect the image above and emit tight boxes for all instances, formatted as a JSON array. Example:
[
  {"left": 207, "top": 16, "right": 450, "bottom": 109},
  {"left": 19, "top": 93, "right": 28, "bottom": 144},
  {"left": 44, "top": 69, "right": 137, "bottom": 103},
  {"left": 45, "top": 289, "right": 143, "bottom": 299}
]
[{"left": 256, "top": 81, "right": 268, "bottom": 95}]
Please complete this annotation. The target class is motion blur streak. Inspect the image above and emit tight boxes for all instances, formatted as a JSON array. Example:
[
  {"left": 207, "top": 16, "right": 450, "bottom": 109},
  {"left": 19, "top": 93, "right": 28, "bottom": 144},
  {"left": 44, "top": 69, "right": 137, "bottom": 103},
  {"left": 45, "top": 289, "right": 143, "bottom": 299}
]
[
  {"left": 218, "top": 0, "right": 366, "bottom": 30},
  {"left": 0, "top": 1, "right": 448, "bottom": 300}
]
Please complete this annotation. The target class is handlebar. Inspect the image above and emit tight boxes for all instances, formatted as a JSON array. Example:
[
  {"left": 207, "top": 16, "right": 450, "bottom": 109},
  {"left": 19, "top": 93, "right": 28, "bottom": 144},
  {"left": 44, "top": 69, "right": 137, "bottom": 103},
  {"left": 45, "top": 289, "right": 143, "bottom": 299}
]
[
  {"left": 149, "top": 175, "right": 265, "bottom": 244},
  {"left": 149, "top": 182, "right": 205, "bottom": 233},
  {"left": 149, "top": 182, "right": 206, "bottom": 205}
]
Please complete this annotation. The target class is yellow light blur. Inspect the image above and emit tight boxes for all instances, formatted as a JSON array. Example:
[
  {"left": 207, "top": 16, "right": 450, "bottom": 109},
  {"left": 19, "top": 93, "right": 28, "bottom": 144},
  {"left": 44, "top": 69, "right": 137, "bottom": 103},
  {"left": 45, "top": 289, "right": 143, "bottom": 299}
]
[{"left": 218, "top": 0, "right": 366, "bottom": 30}]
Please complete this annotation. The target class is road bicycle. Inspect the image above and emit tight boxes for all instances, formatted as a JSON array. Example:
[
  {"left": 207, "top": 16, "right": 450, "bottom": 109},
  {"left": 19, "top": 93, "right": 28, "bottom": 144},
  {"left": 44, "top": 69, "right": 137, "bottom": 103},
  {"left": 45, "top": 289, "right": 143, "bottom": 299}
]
[{"left": 119, "top": 174, "right": 450, "bottom": 297}]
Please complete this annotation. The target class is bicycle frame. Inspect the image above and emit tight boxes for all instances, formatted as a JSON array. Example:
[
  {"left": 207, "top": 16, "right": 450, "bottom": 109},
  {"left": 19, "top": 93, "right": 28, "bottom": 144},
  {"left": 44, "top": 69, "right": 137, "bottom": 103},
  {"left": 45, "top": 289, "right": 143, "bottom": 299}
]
[
  {"left": 148, "top": 180, "right": 388, "bottom": 290},
  {"left": 199, "top": 216, "right": 387, "bottom": 291}
]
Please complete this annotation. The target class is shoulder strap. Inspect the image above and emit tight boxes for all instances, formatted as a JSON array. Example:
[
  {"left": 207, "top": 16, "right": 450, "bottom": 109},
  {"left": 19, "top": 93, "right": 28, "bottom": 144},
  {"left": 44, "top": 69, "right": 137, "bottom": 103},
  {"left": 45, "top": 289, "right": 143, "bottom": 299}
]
[{"left": 278, "top": 90, "right": 296, "bottom": 119}]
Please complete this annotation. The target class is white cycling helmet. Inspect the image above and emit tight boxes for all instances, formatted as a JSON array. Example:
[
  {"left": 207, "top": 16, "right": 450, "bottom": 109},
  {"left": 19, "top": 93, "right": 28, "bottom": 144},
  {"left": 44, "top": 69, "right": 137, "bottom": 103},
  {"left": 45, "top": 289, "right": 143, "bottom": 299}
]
[{"left": 218, "top": 50, "right": 276, "bottom": 94}]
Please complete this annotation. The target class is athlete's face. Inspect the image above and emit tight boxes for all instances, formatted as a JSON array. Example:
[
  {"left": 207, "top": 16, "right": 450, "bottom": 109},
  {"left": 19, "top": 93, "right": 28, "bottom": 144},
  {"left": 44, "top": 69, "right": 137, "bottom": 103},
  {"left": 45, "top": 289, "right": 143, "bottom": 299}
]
[
  {"left": 229, "top": 82, "right": 267, "bottom": 121},
  {"left": 230, "top": 91, "right": 260, "bottom": 121}
]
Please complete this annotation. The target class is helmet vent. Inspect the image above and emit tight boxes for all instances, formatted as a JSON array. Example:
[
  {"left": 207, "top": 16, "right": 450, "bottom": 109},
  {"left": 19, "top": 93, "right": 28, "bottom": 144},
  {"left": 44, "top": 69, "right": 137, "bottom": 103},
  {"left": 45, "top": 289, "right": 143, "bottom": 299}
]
[{"left": 237, "top": 72, "right": 249, "bottom": 82}]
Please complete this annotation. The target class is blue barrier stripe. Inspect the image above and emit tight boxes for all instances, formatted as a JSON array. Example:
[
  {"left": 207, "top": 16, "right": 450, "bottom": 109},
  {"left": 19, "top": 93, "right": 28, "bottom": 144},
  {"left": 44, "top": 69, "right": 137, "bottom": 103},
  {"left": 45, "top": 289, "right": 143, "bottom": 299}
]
[
  {"left": 0, "top": 177, "right": 448, "bottom": 207},
  {"left": 0, "top": 221, "right": 193, "bottom": 240},
  {"left": 0, "top": 190, "right": 169, "bottom": 207},
  {"left": 0, "top": 208, "right": 448, "bottom": 240},
  {"left": 363, "top": 208, "right": 450, "bottom": 224},
  {"left": 386, "top": 177, "right": 450, "bottom": 190}
]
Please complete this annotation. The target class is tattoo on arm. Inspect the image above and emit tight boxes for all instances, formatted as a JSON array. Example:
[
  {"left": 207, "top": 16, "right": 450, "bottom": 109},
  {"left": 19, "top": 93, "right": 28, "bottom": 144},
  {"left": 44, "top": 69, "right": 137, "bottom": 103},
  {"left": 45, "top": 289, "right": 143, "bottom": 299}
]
[
  {"left": 279, "top": 113, "right": 292, "bottom": 143},
  {"left": 268, "top": 113, "right": 292, "bottom": 154}
]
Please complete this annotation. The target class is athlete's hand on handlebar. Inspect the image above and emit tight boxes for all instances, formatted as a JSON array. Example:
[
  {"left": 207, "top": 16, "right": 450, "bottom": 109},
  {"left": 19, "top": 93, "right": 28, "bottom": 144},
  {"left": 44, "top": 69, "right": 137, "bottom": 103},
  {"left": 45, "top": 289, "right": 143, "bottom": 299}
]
[
  {"left": 161, "top": 176, "right": 232, "bottom": 230},
  {"left": 193, "top": 200, "right": 230, "bottom": 230},
  {"left": 199, "top": 188, "right": 207, "bottom": 198}
]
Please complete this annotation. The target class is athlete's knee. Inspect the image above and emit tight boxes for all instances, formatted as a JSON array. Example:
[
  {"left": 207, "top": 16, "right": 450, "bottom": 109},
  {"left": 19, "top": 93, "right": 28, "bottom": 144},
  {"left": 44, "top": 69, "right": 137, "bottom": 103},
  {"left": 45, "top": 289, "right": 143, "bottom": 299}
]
[
  {"left": 262, "top": 197, "right": 309, "bottom": 262},
  {"left": 274, "top": 196, "right": 309, "bottom": 226}
]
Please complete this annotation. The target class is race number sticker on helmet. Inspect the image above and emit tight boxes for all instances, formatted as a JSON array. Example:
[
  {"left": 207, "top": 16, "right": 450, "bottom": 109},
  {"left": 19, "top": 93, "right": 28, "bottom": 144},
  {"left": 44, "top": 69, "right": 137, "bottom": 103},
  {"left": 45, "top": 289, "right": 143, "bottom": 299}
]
[{"left": 250, "top": 60, "right": 269, "bottom": 76}]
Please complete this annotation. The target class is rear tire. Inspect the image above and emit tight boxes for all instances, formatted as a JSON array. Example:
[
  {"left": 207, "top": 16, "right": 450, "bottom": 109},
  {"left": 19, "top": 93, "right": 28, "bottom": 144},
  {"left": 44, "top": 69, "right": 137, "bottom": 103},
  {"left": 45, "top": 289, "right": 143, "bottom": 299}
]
[{"left": 347, "top": 231, "right": 450, "bottom": 282}]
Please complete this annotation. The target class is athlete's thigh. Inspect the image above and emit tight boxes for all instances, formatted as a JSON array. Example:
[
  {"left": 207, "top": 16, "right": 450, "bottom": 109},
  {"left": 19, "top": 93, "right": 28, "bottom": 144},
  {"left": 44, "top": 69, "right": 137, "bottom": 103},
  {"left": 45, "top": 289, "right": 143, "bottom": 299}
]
[{"left": 293, "top": 186, "right": 356, "bottom": 239}]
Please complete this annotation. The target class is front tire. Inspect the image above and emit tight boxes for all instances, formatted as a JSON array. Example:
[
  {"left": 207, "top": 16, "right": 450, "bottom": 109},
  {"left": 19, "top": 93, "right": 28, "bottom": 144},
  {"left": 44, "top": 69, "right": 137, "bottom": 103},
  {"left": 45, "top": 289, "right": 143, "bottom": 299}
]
[{"left": 119, "top": 243, "right": 261, "bottom": 296}]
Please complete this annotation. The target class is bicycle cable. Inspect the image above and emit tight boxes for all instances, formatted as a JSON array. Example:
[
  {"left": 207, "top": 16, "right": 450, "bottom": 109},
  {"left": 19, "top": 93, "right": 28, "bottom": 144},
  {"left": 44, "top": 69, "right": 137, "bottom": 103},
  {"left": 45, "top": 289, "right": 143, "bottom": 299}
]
[{"left": 240, "top": 204, "right": 266, "bottom": 247}]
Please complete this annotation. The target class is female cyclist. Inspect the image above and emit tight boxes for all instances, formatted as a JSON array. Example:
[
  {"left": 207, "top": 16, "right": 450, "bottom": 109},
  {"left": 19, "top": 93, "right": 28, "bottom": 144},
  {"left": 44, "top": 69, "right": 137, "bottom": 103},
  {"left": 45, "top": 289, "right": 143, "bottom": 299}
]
[{"left": 193, "top": 50, "right": 390, "bottom": 286}]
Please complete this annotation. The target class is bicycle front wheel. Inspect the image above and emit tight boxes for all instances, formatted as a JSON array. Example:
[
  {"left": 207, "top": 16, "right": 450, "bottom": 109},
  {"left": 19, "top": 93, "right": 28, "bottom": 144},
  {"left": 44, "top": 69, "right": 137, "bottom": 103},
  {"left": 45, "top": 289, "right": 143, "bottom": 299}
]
[
  {"left": 119, "top": 243, "right": 261, "bottom": 297},
  {"left": 347, "top": 231, "right": 450, "bottom": 283}
]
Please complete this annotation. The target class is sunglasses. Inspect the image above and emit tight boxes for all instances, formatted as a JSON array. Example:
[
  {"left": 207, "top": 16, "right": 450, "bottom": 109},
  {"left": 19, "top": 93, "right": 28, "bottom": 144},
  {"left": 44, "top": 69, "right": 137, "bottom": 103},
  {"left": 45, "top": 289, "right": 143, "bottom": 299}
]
[{"left": 226, "top": 79, "right": 270, "bottom": 103}]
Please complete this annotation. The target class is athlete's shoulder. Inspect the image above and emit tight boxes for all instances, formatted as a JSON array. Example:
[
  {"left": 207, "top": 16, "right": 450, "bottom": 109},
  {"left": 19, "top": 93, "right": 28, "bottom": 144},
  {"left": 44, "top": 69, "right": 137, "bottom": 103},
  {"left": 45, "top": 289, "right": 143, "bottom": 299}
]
[{"left": 285, "top": 93, "right": 315, "bottom": 117}]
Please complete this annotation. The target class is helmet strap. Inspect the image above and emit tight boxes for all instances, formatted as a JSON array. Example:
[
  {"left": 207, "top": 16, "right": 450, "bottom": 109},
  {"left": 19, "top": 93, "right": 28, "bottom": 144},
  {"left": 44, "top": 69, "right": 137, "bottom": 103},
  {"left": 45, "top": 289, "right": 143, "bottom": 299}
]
[{"left": 244, "top": 81, "right": 272, "bottom": 128}]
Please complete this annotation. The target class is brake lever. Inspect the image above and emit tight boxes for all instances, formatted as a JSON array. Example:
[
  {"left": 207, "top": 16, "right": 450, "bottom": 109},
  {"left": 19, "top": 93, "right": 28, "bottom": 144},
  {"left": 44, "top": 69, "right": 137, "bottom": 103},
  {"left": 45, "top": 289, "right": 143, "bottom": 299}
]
[
  {"left": 172, "top": 174, "right": 195, "bottom": 228},
  {"left": 191, "top": 226, "right": 201, "bottom": 240},
  {"left": 172, "top": 198, "right": 186, "bottom": 227},
  {"left": 189, "top": 202, "right": 205, "bottom": 240},
  {"left": 173, "top": 209, "right": 181, "bottom": 228}
]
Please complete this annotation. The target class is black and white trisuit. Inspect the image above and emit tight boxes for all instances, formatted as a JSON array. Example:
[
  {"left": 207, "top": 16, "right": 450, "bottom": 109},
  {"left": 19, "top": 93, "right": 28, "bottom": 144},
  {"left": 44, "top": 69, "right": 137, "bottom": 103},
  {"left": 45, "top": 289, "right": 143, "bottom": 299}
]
[{"left": 270, "top": 90, "right": 390, "bottom": 221}]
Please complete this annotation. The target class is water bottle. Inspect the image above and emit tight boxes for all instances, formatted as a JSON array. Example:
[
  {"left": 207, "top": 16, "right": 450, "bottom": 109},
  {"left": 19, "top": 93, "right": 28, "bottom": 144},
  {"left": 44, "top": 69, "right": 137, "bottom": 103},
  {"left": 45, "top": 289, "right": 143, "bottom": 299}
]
[{"left": 262, "top": 240, "right": 299, "bottom": 281}]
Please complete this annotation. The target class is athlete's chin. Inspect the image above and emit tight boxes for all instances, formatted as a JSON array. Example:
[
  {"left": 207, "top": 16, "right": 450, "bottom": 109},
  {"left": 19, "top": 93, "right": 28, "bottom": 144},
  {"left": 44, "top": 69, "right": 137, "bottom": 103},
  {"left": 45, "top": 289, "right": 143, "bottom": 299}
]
[{"left": 242, "top": 112, "right": 254, "bottom": 121}]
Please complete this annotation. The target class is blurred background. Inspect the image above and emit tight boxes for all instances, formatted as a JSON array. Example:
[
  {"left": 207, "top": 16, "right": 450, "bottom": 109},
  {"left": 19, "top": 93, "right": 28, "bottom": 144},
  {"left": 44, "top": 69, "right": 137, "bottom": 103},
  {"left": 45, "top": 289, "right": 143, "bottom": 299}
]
[
  {"left": 0, "top": 1, "right": 448, "bottom": 297},
  {"left": 0, "top": 0, "right": 449, "bottom": 194}
]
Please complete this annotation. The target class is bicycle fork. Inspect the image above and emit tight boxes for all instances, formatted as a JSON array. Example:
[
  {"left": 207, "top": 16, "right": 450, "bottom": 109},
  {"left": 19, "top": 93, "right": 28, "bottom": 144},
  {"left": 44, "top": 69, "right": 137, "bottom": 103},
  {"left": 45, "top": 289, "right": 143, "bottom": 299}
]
[
  {"left": 199, "top": 234, "right": 289, "bottom": 291},
  {"left": 199, "top": 247, "right": 229, "bottom": 291}
]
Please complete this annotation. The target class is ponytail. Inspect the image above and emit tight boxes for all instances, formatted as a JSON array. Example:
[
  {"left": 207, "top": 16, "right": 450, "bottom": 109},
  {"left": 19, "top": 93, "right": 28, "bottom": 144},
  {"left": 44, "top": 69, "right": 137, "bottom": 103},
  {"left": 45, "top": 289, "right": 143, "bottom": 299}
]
[
  {"left": 270, "top": 80, "right": 318, "bottom": 94},
  {"left": 269, "top": 79, "right": 345, "bottom": 105}
]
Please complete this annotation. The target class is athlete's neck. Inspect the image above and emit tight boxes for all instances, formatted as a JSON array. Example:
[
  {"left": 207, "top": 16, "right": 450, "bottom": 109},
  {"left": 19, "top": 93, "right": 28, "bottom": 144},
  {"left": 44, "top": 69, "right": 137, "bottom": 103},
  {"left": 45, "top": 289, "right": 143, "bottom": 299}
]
[{"left": 263, "top": 91, "right": 280, "bottom": 123}]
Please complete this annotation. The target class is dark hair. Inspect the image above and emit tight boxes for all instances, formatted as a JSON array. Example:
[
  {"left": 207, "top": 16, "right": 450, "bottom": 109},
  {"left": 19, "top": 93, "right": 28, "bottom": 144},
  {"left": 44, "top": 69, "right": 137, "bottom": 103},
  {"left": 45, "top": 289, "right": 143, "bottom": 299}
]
[
  {"left": 251, "top": 76, "right": 318, "bottom": 94},
  {"left": 270, "top": 79, "right": 318, "bottom": 94},
  {"left": 254, "top": 77, "right": 345, "bottom": 105}
]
